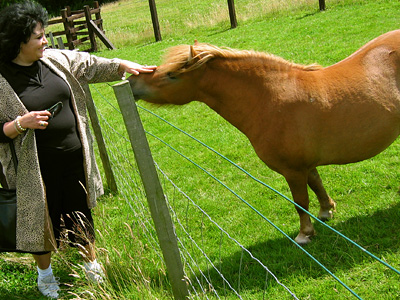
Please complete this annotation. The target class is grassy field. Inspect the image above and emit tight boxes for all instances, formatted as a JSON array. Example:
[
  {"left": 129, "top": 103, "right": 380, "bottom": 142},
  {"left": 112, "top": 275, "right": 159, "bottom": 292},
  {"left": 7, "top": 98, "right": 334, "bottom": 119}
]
[{"left": 1, "top": 0, "right": 400, "bottom": 299}]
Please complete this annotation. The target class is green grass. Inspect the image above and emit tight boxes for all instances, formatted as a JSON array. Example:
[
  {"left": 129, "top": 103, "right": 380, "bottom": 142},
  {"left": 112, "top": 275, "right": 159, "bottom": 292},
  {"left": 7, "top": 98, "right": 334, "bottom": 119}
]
[{"left": 2, "top": 0, "right": 400, "bottom": 299}]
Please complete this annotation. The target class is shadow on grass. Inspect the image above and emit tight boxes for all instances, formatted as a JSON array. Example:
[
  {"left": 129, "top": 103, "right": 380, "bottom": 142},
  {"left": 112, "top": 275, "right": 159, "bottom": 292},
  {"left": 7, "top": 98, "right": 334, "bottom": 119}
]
[
  {"left": 187, "top": 201, "right": 400, "bottom": 297},
  {"left": 296, "top": 9, "right": 323, "bottom": 20},
  {"left": 0, "top": 287, "right": 44, "bottom": 300}
]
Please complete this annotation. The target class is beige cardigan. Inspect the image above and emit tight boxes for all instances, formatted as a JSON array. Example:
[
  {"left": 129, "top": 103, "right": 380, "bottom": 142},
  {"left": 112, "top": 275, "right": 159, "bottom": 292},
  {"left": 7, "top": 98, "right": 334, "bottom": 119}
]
[{"left": 0, "top": 49, "right": 123, "bottom": 252}]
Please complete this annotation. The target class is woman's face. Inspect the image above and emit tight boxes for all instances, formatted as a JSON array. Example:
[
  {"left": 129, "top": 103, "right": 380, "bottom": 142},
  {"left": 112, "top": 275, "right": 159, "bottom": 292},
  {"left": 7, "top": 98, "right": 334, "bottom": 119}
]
[{"left": 13, "top": 23, "right": 48, "bottom": 66}]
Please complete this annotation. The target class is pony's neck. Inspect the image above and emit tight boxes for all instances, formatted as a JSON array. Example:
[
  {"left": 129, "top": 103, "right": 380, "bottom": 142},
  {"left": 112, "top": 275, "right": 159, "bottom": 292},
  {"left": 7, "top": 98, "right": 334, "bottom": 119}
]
[{"left": 197, "top": 56, "right": 291, "bottom": 135}]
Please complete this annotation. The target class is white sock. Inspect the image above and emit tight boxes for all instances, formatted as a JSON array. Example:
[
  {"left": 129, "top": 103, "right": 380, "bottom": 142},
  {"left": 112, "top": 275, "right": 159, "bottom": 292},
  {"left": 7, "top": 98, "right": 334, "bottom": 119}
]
[
  {"left": 84, "top": 259, "right": 98, "bottom": 271},
  {"left": 37, "top": 264, "right": 53, "bottom": 279}
]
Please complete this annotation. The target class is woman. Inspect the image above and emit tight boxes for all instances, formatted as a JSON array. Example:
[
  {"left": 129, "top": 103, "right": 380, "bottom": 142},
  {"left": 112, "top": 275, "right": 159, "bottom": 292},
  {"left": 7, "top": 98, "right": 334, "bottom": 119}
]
[{"left": 0, "top": 1, "right": 155, "bottom": 298}]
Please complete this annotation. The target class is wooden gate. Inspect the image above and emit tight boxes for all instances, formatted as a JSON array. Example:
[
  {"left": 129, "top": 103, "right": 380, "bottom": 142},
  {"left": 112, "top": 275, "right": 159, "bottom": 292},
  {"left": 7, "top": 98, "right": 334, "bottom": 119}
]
[{"left": 46, "top": 1, "right": 115, "bottom": 52}]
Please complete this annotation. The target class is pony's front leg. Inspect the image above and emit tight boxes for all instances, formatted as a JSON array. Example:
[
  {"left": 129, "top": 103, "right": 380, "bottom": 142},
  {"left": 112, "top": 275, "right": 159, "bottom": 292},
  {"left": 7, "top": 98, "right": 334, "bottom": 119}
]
[
  {"left": 284, "top": 171, "right": 316, "bottom": 245},
  {"left": 307, "top": 168, "right": 336, "bottom": 221}
]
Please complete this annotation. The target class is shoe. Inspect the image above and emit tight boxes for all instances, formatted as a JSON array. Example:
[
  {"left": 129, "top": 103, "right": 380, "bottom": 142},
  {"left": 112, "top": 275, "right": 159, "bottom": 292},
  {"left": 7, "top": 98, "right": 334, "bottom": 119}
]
[
  {"left": 84, "top": 260, "right": 105, "bottom": 284},
  {"left": 37, "top": 273, "right": 60, "bottom": 299}
]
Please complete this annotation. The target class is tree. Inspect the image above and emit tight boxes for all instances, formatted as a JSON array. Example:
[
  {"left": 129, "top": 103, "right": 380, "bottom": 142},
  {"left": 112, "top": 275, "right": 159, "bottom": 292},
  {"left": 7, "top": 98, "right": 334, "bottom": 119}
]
[{"left": 0, "top": 0, "right": 116, "bottom": 16}]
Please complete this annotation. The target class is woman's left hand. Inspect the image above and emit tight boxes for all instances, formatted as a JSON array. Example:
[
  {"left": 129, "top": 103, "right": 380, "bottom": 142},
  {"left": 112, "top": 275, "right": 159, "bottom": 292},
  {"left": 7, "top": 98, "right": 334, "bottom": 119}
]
[{"left": 119, "top": 60, "right": 157, "bottom": 76}]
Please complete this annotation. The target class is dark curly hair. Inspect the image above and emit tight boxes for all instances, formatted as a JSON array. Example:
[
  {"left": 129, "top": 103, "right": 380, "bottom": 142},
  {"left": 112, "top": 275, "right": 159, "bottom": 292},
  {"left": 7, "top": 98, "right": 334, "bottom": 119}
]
[{"left": 0, "top": 1, "right": 48, "bottom": 63}]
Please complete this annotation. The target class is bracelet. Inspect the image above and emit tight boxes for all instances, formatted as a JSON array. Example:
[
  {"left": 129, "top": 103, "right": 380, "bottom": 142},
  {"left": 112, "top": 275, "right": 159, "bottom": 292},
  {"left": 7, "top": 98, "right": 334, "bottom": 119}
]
[
  {"left": 13, "top": 119, "right": 22, "bottom": 134},
  {"left": 15, "top": 116, "right": 27, "bottom": 133}
]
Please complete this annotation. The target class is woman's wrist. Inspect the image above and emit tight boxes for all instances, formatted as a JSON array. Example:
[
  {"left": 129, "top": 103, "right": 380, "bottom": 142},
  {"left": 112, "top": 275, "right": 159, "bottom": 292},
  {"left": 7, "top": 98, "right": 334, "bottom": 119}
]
[
  {"left": 118, "top": 60, "right": 127, "bottom": 78},
  {"left": 3, "top": 118, "right": 22, "bottom": 139}
]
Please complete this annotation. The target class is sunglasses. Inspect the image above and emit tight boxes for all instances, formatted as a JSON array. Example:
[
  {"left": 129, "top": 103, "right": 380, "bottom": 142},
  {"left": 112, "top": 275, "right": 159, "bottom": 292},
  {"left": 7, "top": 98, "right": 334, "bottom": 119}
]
[{"left": 46, "top": 101, "right": 63, "bottom": 120}]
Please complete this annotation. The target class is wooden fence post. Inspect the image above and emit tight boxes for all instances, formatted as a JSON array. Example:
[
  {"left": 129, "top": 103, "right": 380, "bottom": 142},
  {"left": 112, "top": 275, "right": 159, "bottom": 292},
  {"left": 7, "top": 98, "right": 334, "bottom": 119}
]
[
  {"left": 319, "top": 0, "right": 326, "bottom": 11},
  {"left": 227, "top": 0, "right": 237, "bottom": 28},
  {"left": 93, "top": 1, "right": 104, "bottom": 32},
  {"left": 148, "top": 0, "right": 162, "bottom": 41},
  {"left": 56, "top": 37, "right": 65, "bottom": 49},
  {"left": 65, "top": 6, "right": 77, "bottom": 42},
  {"left": 48, "top": 32, "right": 55, "bottom": 48},
  {"left": 83, "top": 84, "right": 118, "bottom": 193},
  {"left": 112, "top": 81, "right": 188, "bottom": 300},
  {"left": 84, "top": 5, "right": 98, "bottom": 52},
  {"left": 61, "top": 8, "right": 74, "bottom": 50}
]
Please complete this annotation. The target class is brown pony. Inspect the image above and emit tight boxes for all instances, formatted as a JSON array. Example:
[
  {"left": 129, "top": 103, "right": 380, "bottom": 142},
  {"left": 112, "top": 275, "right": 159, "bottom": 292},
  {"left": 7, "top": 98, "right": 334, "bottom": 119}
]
[{"left": 128, "top": 30, "right": 400, "bottom": 244}]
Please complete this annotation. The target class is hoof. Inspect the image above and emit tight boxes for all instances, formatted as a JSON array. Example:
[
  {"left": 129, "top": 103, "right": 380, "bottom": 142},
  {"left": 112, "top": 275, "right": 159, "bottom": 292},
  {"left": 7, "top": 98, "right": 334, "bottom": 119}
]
[
  {"left": 295, "top": 233, "right": 313, "bottom": 245},
  {"left": 318, "top": 209, "right": 334, "bottom": 221},
  {"left": 318, "top": 201, "right": 337, "bottom": 221}
]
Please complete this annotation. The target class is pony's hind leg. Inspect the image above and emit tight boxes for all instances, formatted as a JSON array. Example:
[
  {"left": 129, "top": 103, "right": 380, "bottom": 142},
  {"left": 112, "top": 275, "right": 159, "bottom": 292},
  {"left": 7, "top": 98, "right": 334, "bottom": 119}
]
[{"left": 308, "top": 168, "right": 336, "bottom": 221}]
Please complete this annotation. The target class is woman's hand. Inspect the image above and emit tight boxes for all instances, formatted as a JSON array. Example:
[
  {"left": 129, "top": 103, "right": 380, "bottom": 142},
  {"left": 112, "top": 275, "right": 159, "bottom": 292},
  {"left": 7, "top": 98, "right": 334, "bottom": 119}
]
[
  {"left": 19, "top": 111, "right": 51, "bottom": 130},
  {"left": 118, "top": 60, "right": 157, "bottom": 76},
  {"left": 3, "top": 110, "right": 52, "bottom": 139}
]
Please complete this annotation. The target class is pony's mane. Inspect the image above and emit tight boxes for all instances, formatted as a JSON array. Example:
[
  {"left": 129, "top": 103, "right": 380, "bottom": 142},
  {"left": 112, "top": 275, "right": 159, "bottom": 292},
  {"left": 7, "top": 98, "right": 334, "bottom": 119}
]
[{"left": 159, "top": 43, "right": 322, "bottom": 74}]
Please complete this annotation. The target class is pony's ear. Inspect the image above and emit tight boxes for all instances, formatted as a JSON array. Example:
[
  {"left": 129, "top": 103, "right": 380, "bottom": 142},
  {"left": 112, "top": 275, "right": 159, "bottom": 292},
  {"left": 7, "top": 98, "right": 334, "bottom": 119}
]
[
  {"left": 189, "top": 45, "right": 197, "bottom": 61},
  {"left": 185, "top": 45, "right": 200, "bottom": 69},
  {"left": 194, "top": 39, "right": 199, "bottom": 45}
]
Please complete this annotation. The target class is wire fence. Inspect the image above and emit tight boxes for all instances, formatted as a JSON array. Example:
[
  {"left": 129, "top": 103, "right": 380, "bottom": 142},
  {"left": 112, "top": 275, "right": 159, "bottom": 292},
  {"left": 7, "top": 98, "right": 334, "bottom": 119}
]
[{"left": 90, "top": 83, "right": 400, "bottom": 299}]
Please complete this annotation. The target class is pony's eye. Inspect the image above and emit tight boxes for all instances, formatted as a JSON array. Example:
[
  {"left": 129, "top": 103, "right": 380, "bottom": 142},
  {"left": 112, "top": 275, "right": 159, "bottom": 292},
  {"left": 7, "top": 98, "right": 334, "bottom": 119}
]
[{"left": 167, "top": 72, "right": 178, "bottom": 80}]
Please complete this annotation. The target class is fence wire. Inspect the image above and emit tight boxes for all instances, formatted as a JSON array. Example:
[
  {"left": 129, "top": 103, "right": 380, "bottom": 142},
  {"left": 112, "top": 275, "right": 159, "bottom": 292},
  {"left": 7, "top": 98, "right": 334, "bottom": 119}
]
[{"left": 90, "top": 83, "right": 399, "bottom": 299}]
